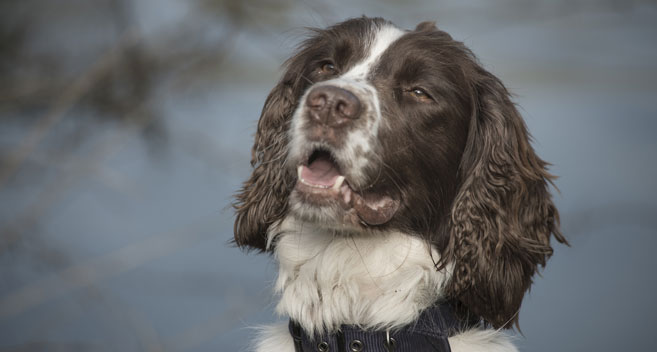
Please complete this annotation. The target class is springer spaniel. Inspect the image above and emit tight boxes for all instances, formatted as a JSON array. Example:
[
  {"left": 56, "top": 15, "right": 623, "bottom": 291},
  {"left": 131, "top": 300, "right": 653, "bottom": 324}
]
[{"left": 234, "top": 17, "right": 566, "bottom": 352}]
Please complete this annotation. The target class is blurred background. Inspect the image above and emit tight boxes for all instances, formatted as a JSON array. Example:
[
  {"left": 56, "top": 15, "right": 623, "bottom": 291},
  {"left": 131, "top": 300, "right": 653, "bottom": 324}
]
[{"left": 1, "top": 0, "right": 656, "bottom": 351}]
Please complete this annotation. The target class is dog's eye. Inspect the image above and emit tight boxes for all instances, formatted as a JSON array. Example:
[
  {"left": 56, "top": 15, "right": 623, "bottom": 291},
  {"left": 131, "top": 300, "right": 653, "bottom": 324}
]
[
  {"left": 407, "top": 87, "right": 433, "bottom": 102},
  {"left": 318, "top": 62, "right": 337, "bottom": 75}
]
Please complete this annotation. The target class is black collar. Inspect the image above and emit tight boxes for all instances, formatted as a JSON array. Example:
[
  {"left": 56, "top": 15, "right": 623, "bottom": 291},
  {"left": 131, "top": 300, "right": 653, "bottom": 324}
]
[{"left": 289, "top": 302, "right": 464, "bottom": 352}]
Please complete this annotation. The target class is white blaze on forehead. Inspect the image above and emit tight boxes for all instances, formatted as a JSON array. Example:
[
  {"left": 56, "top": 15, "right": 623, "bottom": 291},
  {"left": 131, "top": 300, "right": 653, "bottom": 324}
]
[
  {"left": 315, "top": 24, "right": 404, "bottom": 186},
  {"left": 287, "top": 23, "right": 405, "bottom": 187},
  {"left": 342, "top": 24, "right": 405, "bottom": 80}
]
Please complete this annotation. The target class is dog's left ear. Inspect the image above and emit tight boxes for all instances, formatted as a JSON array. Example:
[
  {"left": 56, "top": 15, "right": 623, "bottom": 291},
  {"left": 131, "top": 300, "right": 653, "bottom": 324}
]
[{"left": 445, "top": 66, "right": 568, "bottom": 328}]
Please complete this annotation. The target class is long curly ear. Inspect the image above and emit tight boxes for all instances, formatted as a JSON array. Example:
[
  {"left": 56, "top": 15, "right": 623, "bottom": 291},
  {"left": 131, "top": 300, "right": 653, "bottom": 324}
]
[
  {"left": 445, "top": 67, "right": 567, "bottom": 328},
  {"left": 233, "top": 74, "right": 298, "bottom": 251}
]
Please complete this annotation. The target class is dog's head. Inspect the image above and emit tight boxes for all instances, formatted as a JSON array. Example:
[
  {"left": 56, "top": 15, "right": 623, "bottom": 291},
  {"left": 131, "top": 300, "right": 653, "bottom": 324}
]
[{"left": 234, "top": 17, "right": 566, "bottom": 328}]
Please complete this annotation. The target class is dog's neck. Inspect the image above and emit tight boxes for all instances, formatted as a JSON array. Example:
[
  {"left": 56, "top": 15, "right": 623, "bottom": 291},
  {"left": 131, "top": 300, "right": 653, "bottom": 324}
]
[{"left": 269, "top": 216, "right": 450, "bottom": 335}]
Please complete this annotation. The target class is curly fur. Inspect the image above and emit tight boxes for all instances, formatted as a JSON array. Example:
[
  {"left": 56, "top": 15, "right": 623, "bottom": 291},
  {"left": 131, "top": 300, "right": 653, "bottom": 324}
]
[{"left": 441, "top": 67, "right": 567, "bottom": 328}]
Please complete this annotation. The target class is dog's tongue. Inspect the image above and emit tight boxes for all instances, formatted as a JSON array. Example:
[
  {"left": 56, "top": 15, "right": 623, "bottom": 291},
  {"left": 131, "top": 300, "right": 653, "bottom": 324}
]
[{"left": 301, "top": 155, "right": 341, "bottom": 186}]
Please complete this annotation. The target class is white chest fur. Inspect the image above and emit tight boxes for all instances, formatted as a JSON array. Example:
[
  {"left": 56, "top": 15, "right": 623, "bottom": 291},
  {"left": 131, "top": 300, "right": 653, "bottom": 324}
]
[
  {"left": 255, "top": 217, "right": 518, "bottom": 352},
  {"left": 270, "top": 217, "right": 449, "bottom": 335}
]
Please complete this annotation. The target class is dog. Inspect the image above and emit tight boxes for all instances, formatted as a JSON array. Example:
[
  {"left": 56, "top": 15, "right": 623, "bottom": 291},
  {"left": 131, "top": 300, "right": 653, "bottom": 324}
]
[{"left": 234, "top": 17, "right": 566, "bottom": 352}]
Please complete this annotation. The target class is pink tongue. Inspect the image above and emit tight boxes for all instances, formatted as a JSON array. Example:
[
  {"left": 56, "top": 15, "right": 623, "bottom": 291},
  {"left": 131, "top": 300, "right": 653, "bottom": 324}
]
[{"left": 301, "top": 156, "right": 341, "bottom": 186}]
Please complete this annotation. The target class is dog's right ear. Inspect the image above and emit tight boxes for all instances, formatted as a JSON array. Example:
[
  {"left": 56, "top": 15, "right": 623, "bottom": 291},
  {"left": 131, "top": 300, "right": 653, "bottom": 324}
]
[{"left": 233, "top": 69, "right": 299, "bottom": 251}]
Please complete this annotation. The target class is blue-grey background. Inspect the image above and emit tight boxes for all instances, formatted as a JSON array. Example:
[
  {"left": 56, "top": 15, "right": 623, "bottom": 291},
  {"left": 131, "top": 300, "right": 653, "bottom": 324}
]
[{"left": 1, "top": 0, "right": 656, "bottom": 351}]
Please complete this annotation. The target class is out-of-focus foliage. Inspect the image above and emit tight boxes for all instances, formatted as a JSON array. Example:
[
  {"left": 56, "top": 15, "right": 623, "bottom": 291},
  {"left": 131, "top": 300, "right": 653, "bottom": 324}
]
[
  {"left": 0, "top": 0, "right": 297, "bottom": 251},
  {"left": 1, "top": 0, "right": 656, "bottom": 350}
]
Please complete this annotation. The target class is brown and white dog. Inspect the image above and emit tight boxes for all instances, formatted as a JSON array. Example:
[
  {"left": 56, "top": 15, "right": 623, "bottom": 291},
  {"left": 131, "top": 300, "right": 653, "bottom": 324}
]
[{"left": 234, "top": 17, "right": 566, "bottom": 352}]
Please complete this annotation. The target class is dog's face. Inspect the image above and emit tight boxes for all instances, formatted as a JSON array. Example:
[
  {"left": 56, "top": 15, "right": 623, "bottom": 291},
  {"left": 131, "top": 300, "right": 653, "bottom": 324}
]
[
  {"left": 234, "top": 17, "right": 566, "bottom": 329},
  {"left": 287, "top": 20, "right": 471, "bottom": 232}
]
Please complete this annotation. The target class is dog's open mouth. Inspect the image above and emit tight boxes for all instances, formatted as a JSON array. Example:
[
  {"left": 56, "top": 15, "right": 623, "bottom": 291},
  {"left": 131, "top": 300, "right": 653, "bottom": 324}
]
[
  {"left": 299, "top": 150, "right": 344, "bottom": 189},
  {"left": 296, "top": 149, "right": 399, "bottom": 225}
]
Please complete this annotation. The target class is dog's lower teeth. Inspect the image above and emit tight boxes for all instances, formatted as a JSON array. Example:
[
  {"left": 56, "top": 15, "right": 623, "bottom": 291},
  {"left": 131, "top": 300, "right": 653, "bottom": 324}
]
[{"left": 332, "top": 176, "right": 345, "bottom": 191}]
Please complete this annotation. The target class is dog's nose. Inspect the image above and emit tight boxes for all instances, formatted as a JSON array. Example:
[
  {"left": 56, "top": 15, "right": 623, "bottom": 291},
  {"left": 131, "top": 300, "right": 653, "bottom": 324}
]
[{"left": 306, "top": 85, "right": 361, "bottom": 126}]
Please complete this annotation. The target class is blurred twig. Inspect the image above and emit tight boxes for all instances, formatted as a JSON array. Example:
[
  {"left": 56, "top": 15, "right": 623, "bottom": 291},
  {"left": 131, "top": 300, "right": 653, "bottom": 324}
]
[
  {"left": 23, "top": 150, "right": 137, "bottom": 196},
  {"left": 0, "top": 102, "right": 151, "bottom": 253},
  {"left": 0, "top": 213, "right": 218, "bottom": 320},
  {"left": 0, "top": 31, "right": 139, "bottom": 192}
]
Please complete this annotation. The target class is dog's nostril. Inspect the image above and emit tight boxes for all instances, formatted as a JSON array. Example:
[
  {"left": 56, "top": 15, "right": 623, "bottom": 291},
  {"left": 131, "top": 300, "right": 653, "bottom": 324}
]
[
  {"left": 333, "top": 89, "right": 360, "bottom": 120},
  {"left": 336, "top": 98, "right": 360, "bottom": 119},
  {"left": 307, "top": 91, "right": 327, "bottom": 110}
]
